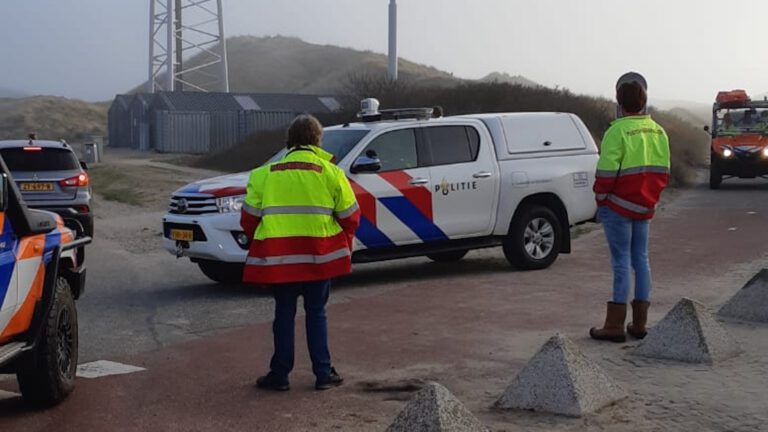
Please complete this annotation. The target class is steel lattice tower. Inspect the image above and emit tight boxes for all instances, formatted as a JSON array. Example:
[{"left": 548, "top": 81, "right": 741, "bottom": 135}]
[{"left": 148, "top": 0, "right": 229, "bottom": 92}]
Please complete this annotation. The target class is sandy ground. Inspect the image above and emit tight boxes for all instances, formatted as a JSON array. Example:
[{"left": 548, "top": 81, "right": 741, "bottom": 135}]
[{"left": 91, "top": 149, "right": 223, "bottom": 254}]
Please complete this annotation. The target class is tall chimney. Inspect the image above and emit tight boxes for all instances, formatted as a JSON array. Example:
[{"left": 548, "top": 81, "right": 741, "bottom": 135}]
[{"left": 388, "top": 0, "right": 398, "bottom": 81}]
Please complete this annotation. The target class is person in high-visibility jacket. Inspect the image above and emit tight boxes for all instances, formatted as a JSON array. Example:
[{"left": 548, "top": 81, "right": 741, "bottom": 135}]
[
  {"left": 757, "top": 111, "right": 768, "bottom": 132},
  {"left": 240, "top": 114, "right": 360, "bottom": 391},
  {"left": 718, "top": 113, "right": 739, "bottom": 136},
  {"left": 590, "top": 72, "right": 670, "bottom": 343}
]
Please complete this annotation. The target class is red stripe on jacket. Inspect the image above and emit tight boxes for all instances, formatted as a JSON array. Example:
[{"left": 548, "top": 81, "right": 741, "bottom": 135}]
[
  {"left": 243, "top": 259, "right": 351, "bottom": 285},
  {"left": 595, "top": 172, "right": 669, "bottom": 220},
  {"left": 240, "top": 209, "right": 361, "bottom": 285}
]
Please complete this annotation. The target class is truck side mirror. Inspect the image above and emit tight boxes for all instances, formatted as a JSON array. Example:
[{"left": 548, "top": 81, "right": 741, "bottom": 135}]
[
  {"left": 0, "top": 174, "right": 7, "bottom": 212},
  {"left": 350, "top": 154, "right": 382, "bottom": 174}
]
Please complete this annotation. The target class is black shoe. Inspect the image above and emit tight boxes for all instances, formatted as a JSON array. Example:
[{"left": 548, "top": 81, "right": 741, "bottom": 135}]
[
  {"left": 315, "top": 367, "right": 344, "bottom": 391},
  {"left": 256, "top": 373, "right": 290, "bottom": 391}
]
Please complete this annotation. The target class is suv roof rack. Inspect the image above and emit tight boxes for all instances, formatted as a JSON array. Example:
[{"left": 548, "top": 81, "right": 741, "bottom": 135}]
[{"left": 357, "top": 98, "right": 434, "bottom": 123}]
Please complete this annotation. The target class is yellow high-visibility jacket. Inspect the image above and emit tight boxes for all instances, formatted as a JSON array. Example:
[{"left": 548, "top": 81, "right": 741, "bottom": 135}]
[{"left": 240, "top": 146, "right": 360, "bottom": 284}]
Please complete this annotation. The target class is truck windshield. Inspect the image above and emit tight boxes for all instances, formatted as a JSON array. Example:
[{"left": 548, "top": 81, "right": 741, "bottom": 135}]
[
  {"left": 267, "top": 129, "right": 370, "bottom": 164},
  {"left": 715, "top": 107, "right": 768, "bottom": 136}
]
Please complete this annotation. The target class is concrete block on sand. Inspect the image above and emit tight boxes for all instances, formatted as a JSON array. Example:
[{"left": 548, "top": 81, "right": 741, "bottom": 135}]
[
  {"left": 635, "top": 297, "right": 741, "bottom": 364},
  {"left": 385, "top": 382, "right": 487, "bottom": 432},
  {"left": 719, "top": 269, "right": 768, "bottom": 322},
  {"left": 495, "top": 334, "right": 626, "bottom": 417}
]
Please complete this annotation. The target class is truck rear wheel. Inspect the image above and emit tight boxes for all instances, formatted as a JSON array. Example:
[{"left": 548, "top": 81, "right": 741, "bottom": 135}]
[
  {"left": 197, "top": 260, "right": 244, "bottom": 284},
  {"left": 17, "top": 277, "right": 77, "bottom": 406},
  {"left": 427, "top": 250, "right": 469, "bottom": 263},
  {"left": 503, "top": 204, "right": 562, "bottom": 270}
]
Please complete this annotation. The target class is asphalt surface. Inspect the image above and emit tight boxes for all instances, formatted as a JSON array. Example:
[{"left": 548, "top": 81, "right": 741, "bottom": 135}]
[
  {"left": 75, "top": 177, "right": 768, "bottom": 363},
  {"left": 0, "top": 176, "right": 767, "bottom": 432},
  {"left": 76, "top": 209, "right": 511, "bottom": 362}
]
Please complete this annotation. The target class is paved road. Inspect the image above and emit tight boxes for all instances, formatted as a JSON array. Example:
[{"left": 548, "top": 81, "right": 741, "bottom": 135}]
[
  {"left": 0, "top": 177, "right": 767, "bottom": 432},
  {"left": 74, "top": 177, "right": 768, "bottom": 363}
]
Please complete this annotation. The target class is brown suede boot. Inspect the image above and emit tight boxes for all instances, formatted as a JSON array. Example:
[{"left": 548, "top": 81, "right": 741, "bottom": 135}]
[
  {"left": 590, "top": 302, "right": 627, "bottom": 343},
  {"left": 627, "top": 300, "right": 650, "bottom": 339}
]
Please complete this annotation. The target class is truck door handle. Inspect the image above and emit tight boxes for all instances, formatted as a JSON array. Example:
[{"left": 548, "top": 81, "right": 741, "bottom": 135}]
[
  {"left": 408, "top": 178, "right": 430, "bottom": 185},
  {"left": 472, "top": 172, "right": 493, "bottom": 179}
]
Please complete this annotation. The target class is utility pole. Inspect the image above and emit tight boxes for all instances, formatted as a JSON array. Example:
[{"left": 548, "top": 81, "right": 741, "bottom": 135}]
[
  {"left": 388, "top": 0, "right": 398, "bottom": 81},
  {"left": 148, "top": 0, "right": 229, "bottom": 93}
]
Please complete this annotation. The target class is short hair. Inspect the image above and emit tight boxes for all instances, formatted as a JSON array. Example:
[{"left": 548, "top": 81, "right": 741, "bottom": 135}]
[
  {"left": 616, "top": 82, "right": 647, "bottom": 114},
  {"left": 286, "top": 114, "right": 323, "bottom": 148},
  {"left": 432, "top": 105, "right": 444, "bottom": 118}
]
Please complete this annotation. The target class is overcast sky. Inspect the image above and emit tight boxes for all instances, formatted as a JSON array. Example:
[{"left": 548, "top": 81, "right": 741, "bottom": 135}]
[{"left": 0, "top": 0, "right": 765, "bottom": 104}]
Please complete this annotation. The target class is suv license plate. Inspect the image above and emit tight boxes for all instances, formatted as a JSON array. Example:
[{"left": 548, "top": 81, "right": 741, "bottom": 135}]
[
  {"left": 170, "top": 229, "right": 194, "bottom": 242},
  {"left": 20, "top": 182, "right": 54, "bottom": 192}
]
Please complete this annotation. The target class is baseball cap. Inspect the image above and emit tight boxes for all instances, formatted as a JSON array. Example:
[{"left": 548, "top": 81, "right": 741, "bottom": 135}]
[{"left": 616, "top": 72, "right": 647, "bottom": 91}]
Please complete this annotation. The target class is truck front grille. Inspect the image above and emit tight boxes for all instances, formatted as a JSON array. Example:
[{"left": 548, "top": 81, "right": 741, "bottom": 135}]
[{"left": 168, "top": 194, "right": 218, "bottom": 215}]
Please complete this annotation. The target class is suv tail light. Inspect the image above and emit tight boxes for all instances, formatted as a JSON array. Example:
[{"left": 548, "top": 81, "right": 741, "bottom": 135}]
[{"left": 60, "top": 173, "right": 89, "bottom": 187}]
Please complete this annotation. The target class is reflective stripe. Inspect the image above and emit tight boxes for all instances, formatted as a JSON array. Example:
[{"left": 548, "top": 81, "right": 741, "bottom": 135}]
[
  {"left": 261, "top": 206, "right": 334, "bottom": 216},
  {"left": 596, "top": 169, "right": 619, "bottom": 178},
  {"left": 246, "top": 247, "right": 351, "bottom": 266},
  {"left": 618, "top": 166, "right": 670, "bottom": 176},
  {"left": 335, "top": 202, "right": 359, "bottom": 219},
  {"left": 595, "top": 193, "right": 608, "bottom": 200},
  {"left": 607, "top": 194, "right": 654, "bottom": 214},
  {"left": 242, "top": 203, "right": 261, "bottom": 217}
]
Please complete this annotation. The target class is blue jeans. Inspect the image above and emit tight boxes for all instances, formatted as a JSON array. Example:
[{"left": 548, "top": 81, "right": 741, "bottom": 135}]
[
  {"left": 270, "top": 279, "right": 332, "bottom": 381},
  {"left": 598, "top": 206, "right": 652, "bottom": 304}
]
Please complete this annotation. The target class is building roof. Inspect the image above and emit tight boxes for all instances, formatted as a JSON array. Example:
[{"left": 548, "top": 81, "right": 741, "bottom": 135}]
[{"left": 109, "top": 94, "right": 136, "bottom": 112}]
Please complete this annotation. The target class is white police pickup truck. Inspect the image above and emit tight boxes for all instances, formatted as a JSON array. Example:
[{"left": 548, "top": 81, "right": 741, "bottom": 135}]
[{"left": 162, "top": 100, "right": 599, "bottom": 283}]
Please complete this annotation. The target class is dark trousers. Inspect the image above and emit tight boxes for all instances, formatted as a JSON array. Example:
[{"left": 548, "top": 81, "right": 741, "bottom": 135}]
[{"left": 269, "top": 279, "right": 332, "bottom": 381}]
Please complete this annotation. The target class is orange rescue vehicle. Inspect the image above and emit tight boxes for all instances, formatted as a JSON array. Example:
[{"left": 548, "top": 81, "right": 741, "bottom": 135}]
[{"left": 705, "top": 90, "right": 768, "bottom": 189}]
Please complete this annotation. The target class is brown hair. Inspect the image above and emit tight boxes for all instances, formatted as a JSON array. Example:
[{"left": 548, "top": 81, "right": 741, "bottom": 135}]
[
  {"left": 286, "top": 114, "right": 323, "bottom": 148},
  {"left": 616, "top": 82, "right": 647, "bottom": 114}
]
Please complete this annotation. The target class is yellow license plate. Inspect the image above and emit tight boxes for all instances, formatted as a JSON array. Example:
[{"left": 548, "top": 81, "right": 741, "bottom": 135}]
[
  {"left": 20, "top": 182, "right": 54, "bottom": 192},
  {"left": 170, "top": 229, "right": 194, "bottom": 241}
]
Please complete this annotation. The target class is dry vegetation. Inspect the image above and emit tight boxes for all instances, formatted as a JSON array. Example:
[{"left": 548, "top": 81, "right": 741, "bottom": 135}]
[
  {"left": 196, "top": 79, "right": 708, "bottom": 186},
  {"left": 0, "top": 96, "right": 107, "bottom": 142},
  {"left": 134, "top": 36, "right": 538, "bottom": 95}
]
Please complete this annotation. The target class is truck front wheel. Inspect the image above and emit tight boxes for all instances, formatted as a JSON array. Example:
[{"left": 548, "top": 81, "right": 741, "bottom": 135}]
[
  {"left": 503, "top": 205, "right": 562, "bottom": 270},
  {"left": 197, "top": 260, "right": 245, "bottom": 284},
  {"left": 709, "top": 155, "right": 722, "bottom": 190},
  {"left": 17, "top": 277, "right": 78, "bottom": 406}
]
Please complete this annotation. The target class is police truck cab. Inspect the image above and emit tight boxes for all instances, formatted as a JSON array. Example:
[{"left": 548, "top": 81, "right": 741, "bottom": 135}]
[{"left": 162, "top": 100, "right": 599, "bottom": 283}]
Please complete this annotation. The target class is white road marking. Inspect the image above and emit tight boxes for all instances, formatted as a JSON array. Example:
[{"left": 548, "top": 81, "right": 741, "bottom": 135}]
[{"left": 76, "top": 360, "right": 146, "bottom": 379}]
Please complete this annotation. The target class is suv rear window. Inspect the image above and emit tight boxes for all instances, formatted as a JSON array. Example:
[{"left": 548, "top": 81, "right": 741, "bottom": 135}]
[
  {"left": 423, "top": 126, "right": 480, "bottom": 166},
  {"left": 0, "top": 148, "right": 80, "bottom": 171}
]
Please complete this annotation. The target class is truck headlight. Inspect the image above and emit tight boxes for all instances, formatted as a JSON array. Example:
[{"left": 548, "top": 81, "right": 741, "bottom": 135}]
[
  {"left": 216, "top": 195, "right": 245, "bottom": 213},
  {"left": 723, "top": 148, "right": 734, "bottom": 158},
  {"left": 763, "top": 147, "right": 768, "bottom": 158}
]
